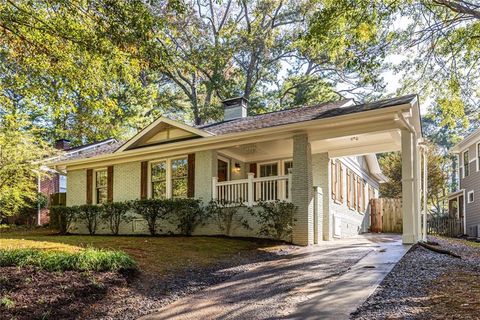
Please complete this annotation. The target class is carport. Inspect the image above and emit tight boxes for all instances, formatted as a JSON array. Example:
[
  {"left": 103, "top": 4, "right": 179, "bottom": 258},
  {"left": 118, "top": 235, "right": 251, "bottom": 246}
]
[{"left": 265, "top": 94, "right": 428, "bottom": 245}]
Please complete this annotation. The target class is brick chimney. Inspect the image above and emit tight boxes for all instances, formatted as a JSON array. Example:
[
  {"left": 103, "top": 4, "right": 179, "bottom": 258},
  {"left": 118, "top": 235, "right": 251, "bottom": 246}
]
[
  {"left": 222, "top": 97, "right": 248, "bottom": 121},
  {"left": 55, "top": 139, "right": 71, "bottom": 150}
]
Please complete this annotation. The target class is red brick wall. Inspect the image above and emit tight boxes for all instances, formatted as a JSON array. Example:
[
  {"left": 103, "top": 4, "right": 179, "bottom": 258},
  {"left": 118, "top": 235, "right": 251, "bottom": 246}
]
[{"left": 38, "top": 173, "right": 60, "bottom": 225}]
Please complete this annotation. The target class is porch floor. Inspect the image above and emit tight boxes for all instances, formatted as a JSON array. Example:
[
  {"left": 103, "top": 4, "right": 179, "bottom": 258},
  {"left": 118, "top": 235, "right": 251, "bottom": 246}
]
[{"left": 139, "top": 234, "right": 408, "bottom": 320}]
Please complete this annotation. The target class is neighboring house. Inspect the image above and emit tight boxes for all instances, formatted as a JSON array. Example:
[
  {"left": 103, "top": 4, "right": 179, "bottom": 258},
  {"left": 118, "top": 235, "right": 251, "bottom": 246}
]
[
  {"left": 37, "top": 138, "right": 120, "bottom": 225},
  {"left": 51, "top": 95, "right": 424, "bottom": 245},
  {"left": 450, "top": 128, "right": 480, "bottom": 237}
]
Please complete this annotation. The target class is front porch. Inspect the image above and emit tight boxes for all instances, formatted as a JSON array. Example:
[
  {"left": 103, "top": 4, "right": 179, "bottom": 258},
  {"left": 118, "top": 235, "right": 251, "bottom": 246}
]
[{"left": 194, "top": 113, "right": 427, "bottom": 246}]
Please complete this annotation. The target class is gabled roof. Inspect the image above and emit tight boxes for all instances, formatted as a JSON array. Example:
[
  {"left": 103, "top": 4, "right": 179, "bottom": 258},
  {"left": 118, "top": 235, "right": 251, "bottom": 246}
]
[
  {"left": 451, "top": 127, "right": 480, "bottom": 153},
  {"left": 116, "top": 117, "right": 212, "bottom": 153}
]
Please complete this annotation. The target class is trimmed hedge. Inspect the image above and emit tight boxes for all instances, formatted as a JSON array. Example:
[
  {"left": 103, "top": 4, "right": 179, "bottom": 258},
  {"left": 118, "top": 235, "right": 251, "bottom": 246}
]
[
  {"left": 53, "top": 198, "right": 208, "bottom": 236},
  {"left": 0, "top": 248, "right": 136, "bottom": 272}
]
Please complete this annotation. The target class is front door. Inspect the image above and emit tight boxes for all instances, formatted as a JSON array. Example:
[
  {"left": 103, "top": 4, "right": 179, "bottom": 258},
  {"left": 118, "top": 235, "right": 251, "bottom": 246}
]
[{"left": 218, "top": 159, "right": 228, "bottom": 182}]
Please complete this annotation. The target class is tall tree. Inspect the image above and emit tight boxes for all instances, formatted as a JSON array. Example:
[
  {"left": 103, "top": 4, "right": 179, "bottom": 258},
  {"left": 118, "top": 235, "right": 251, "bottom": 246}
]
[
  {"left": 0, "top": 115, "right": 52, "bottom": 217},
  {"left": 0, "top": 0, "right": 181, "bottom": 145}
]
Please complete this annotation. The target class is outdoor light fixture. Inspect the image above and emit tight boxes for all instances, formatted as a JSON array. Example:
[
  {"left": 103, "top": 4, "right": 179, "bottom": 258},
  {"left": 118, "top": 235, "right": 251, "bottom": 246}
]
[{"left": 233, "top": 162, "right": 241, "bottom": 173}]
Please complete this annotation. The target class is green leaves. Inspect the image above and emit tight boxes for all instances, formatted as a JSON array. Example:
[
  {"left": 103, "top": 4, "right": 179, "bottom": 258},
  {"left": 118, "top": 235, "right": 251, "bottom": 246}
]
[{"left": 0, "top": 117, "right": 52, "bottom": 217}]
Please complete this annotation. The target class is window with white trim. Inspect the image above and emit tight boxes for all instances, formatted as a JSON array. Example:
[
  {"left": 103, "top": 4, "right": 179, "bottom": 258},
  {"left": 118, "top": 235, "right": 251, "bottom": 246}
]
[
  {"left": 150, "top": 156, "right": 188, "bottom": 199},
  {"left": 151, "top": 161, "right": 167, "bottom": 199},
  {"left": 171, "top": 158, "right": 188, "bottom": 198},
  {"left": 477, "top": 143, "right": 480, "bottom": 171},
  {"left": 468, "top": 190, "right": 474, "bottom": 203},
  {"left": 463, "top": 150, "right": 469, "bottom": 177},
  {"left": 95, "top": 170, "right": 108, "bottom": 204}
]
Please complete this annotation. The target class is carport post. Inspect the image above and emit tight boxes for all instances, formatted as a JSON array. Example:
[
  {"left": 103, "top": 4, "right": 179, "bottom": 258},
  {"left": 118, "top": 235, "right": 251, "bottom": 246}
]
[
  {"left": 413, "top": 139, "right": 421, "bottom": 241},
  {"left": 401, "top": 129, "right": 416, "bottom": 244},
  {"left": 291, "top": 134, "right": 314, "bottom": 246}
]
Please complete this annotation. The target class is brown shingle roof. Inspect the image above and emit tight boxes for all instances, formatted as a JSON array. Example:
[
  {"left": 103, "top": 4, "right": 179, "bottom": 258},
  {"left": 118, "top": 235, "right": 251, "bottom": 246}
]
[
  {"left": 50, "top": 140, "right": 125, "bottom": 163},
  {"left": 52, "top": 95, "right": 417, "bottom": 163},
  {"left": 198, "top": 100, "right": 350, "bottom": 135},
  {"left": 199, "top": 94, "right": 417, "bottom": 135}
]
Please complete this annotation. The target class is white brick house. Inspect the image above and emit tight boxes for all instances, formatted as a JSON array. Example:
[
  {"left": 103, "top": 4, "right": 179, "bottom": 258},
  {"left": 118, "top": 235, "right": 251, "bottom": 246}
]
[{"left": 51, "top": 95, "right": 425, "bottom": 245}]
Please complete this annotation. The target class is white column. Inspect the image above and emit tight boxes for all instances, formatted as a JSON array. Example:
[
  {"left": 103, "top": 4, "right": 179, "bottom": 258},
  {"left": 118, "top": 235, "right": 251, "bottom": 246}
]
[
  {"left": 422, "top": 146, "right": 428, "bottom": 242},
  {"left": 413, "top": 139, "right": 421, "bottom": 241},
  {"left": 402, "top": 129, "right": 416, "bottom": 244},
  {"left": 292, "top": 134, "right": 314, "bottom": 245},
  {"left": 194, "top": 150, "right": 217, "bottom": 203},
  {"left": 247, "top": 173, "right": 254, "bottom": 206}
]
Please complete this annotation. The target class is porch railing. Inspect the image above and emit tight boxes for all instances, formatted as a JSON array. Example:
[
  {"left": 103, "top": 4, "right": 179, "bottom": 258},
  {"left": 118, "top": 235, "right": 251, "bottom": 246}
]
[{"left": 212, "top": 172, "right": 292, "bottom": 206}]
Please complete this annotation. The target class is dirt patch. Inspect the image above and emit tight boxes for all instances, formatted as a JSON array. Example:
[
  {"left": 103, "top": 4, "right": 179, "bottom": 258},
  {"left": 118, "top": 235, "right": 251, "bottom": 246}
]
[
  {"left": 0, "top": 246, "right": 289, "bottom": 320},
  {"left": 0, "top": 266, "right": 127, "bottom": 320},
  {"left": 351, "top": 236, "right": 480, "bottom": 320}
]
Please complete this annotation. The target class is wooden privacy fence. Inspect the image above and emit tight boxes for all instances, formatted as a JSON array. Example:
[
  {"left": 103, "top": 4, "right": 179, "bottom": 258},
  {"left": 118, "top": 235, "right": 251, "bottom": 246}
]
[
  {"left": 370, "top": 198, "right": 402, "bottom": 233},
  {"left": 427, "top": 217, "right": 462, "bottom": 237}
]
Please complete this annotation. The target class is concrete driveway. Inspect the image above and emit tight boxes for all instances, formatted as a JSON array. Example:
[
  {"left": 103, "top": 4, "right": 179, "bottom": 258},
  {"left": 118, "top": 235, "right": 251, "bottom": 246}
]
[{"left": 139, "top": 234, "right": 409, "bottom": 320}]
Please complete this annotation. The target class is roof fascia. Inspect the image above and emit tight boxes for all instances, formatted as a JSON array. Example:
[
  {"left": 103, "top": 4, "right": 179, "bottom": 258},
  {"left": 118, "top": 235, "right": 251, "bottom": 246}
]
[{"left": 451, "top": 128, "right": 480, "bottom": 153}]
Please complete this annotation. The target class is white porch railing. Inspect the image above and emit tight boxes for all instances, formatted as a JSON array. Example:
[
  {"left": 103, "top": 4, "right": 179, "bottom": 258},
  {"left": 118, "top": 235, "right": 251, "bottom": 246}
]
[{"left": 212, "top": 172, "right": 292, "bottom": 206}]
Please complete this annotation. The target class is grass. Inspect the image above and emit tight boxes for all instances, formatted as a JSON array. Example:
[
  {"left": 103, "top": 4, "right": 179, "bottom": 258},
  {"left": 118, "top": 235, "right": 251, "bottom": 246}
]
[
  {"left": 0, "top": 248, "right": 136, "bottom": 272},
  {"left": 0, "top": 228, "right": 281, "bottom": 275}
]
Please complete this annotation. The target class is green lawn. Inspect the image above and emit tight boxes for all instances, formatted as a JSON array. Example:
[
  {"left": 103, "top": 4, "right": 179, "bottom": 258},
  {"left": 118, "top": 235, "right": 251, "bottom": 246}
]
[{"left": 0, "top": 228, "right": 281, "bottom": 275}]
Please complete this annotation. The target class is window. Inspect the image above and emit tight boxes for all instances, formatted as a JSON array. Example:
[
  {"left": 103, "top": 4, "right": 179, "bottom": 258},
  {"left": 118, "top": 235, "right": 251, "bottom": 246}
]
[
  {"left": 463, "top": 150, "right": 469, "bottom": 177},
  {"left": 171, "top": 158, "right": 188, "bottom": 198},
  {"left": 347, "top": 169, "right": 352, "bottom": 208},
  {"left": 331, "top": 160, "right": 343, "bottom": 203},
  {"left": 59, "top": 175, "right": 67, "bottom": 193},
  {"left": 468, "top": 191, "right": 474, "bottom": 203},
  {"left": 284, "top": 161, "right": 293, "bottom": 199},
  {"left": 95, "top": 170, "right": 108, "bottom": 204},
  {"left": 260, "top": 163, "right": 278, "bottom": 177},
  {"left": 478, "top": 143, "right": 480, "bottom": 171},
  {"left": 331, "top": 161, "right": 337, "bottom": 200},
  {"left": 151, "top": 161, "right": 167, "bottom": 199},
  {"left": 284, "top": 161, "right": 293, "bottom": 174},
  {"left": 368, "top": 185, "right": 375, "bottom": 201},
  {"left": 356, "top": 177, "right": 362, "bottom": 211}
]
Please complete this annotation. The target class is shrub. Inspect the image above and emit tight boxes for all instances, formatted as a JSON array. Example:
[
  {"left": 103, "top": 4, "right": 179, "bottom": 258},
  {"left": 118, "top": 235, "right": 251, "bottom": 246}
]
[
  {"left": 50, "top": 206, "right": 79, "bottom": 234},
  {"left": 0, "top": 248, "right": 136, "bottom": 272},
  {"left": 248, "top": 200, "right": 297, "bottom": 241},
  {"left": 131, "top": 199, "right": 173, "bottom": 235},
  {"left": 206, "top": 200, "right": 245, "bottom": 236},
  {"left": 17, "top": 193, "right": 48, "bottom": 228},
  {"left": 101, "top": 201, "right": 133, "bottom": 235},
  {"left": 77, "top": 204, "right": 102, "bottom": 235},
  {"left": 169, "top": 199, "right": 206, "bottom": 236}
]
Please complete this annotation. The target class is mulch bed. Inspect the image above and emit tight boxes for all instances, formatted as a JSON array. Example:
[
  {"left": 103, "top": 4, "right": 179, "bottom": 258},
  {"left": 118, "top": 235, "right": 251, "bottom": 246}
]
[
  {"left": 351, "top": 236, "right": 480, "bottom": 320},
  {"left": 0, "top": 247, "right": 290, "bottom": 320},
  {"left": 0, "top": 266, "right": 128, "bottom": 320}
]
